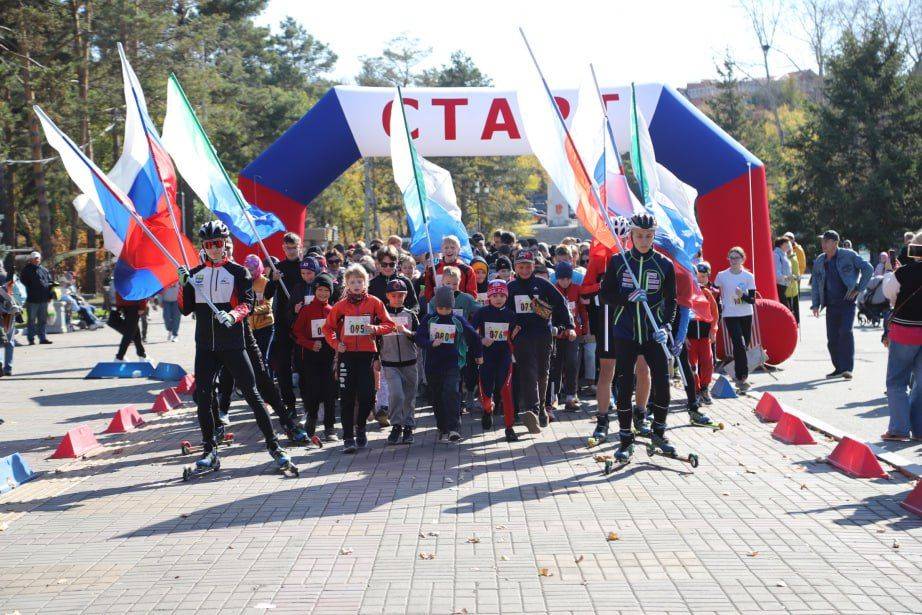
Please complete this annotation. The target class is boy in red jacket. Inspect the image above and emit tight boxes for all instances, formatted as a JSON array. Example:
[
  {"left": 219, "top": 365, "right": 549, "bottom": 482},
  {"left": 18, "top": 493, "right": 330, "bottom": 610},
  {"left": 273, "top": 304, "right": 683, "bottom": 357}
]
[
  {"left": 549, "top": 262, "right": 588, "bottom": 412},
  {"left": 292, "top": 273, "right": 338, "bottom": 442},
  {"left": 322, "top": 265, "right": 396, "bottom": 453}
]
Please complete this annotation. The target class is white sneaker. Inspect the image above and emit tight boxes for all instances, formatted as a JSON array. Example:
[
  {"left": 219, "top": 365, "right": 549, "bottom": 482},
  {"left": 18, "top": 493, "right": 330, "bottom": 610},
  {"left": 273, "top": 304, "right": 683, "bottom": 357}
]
[{"left": 114, "top": 357, "right": 125, "bottom": 363}]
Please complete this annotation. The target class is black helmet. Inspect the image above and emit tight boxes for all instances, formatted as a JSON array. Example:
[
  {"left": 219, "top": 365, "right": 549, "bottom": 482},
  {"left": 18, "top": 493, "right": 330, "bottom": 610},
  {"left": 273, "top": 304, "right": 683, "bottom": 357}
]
[
  {"left": 630, "top": 212, "right": 657, "bottom": 230},
  {"left": 199, "top": 220, "right": 230, "bottom": 241}
]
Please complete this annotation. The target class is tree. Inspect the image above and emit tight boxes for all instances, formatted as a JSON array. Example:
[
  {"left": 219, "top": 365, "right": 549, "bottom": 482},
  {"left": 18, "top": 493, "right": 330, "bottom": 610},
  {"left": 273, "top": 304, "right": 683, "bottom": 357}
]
[
  {"left": 706, "top": 54, "right": 753, "bottom": 142},
  {"left": 739, "top": 0, "right": 787, "bottom": 144},
  {"left": 782, "top": 19, "right": 921, "bottom": 251}
]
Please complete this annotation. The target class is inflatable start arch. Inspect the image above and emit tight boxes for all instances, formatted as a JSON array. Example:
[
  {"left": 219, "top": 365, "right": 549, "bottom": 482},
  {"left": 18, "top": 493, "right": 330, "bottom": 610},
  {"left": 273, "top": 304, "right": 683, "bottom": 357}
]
[{"left": 238, "top": 84, "right": 778, "bottom": 301}]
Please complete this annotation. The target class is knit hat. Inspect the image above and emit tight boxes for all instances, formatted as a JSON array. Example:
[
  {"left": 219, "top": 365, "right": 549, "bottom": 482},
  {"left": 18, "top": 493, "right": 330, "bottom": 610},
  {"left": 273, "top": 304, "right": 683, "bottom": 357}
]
[
  {"left": 434, "top": 285, "right": 455, "bottom": 309},
  {"left": 314, "top": 273, "right": 334, "bottom": 292},
  {"left": 386, "top": 278, "right": 407, "bottom": 293},
  {"left": 300, "top": 256, "right": 322, "bottom": 272},
  {"left": 471, "top": 256, "right": 488, "bottom": 274},
  {"left": 487, "top": 279, "right": 508, "bottom": 298},
  {"left": 554, "top": 261, "right": 574, "bottom": 280},
  {"left": 243, "top": 254, "right": 264, "bottom": 277},
  {"left": 495, "top": 256, "right": 512, "bottom": 271}
]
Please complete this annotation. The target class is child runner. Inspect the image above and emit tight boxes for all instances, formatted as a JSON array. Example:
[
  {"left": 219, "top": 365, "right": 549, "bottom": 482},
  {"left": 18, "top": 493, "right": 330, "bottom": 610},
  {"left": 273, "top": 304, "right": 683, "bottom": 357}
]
[
  {"left": 549, "top": 261, "right": 588, "bottom": 412},
  {"left": 471, "top": 256, "right": 490, "bottom": 305},
  {"left": 378, "top": 279, "right": 420, "bottom": 445},
  {"left": 470, "top": 280, "right": 519, "bottom": 441},
  {"left": 291, "top": 273, "right": 338, "bottom": 442},
  {"left": 422, "top": 235, "right": 478, "bottom": 299},
  {"left": 415, "top": 286, "right": 483, "bottom": 442},
  {"left": 436, "top": 266, "right": 481, "bottom": 411},
  {"left": 322, "top": 264, "right": 396, "bottom": 453},
  {"left": 177, "top": 221, "right": 291, "bottom": 472},
  {"left": 687, "top": 262, "right": 720, "bottom": 405},
  {"left": 714, "top": 247, "right": 756, "bottom": 392},
  {"left": 599, "top": 213, "right": 677, "bottom": 464}
]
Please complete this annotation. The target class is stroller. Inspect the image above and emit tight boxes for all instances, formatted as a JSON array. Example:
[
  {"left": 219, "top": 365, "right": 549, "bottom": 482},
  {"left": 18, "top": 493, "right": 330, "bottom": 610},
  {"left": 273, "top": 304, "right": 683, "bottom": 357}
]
[{"left": 857, "top": 275, "right": 889, "bottom": 327}]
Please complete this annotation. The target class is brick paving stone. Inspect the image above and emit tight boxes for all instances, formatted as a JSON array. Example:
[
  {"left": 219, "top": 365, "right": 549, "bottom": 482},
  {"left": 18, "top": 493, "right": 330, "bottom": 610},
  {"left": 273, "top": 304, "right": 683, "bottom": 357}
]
[{"left": 0, "top": 316, "right": 920, "bottom": 613}]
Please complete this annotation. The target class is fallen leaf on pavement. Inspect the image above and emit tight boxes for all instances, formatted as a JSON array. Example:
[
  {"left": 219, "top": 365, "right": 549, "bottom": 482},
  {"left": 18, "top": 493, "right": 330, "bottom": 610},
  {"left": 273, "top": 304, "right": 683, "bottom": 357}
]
[
  {"left": 495, "top": 524, "right": 507, "bottom": 530},
  {"left": 876, "top": 528, "right": 886, "bottom": 534},
  {"left": 428, "top": 531, "right": 440, "bottom": 537},
  {"left": 776, "top": 581, "right": 787, "bottom": 587},
  {"left": 747, "top": 551, "right": 759, "bottom": 557},
  {"left": 721, "top": 492, "right": 730, "bottom": 496},
  {"left": 575, "top": 555, "right": 584, "bottom": 564},
  {"left": 892, "top": 540, "right": 900, "bottom": 549},
  {"left": 593, "top": 455, "right": 612, "bottom": 463},
  {"left": 180, "top": 513, "right": 190, "bottom": 518},
  {"left": 500, "top": 555, "right": 509, "bottom": 561},
  {"left": 419, "top": 532, "right": 426, "bottom": 538},
  {"left": 451, "top": 609, "right": 468, "bottom": 614},
  {"left": 607, "top": 532, "right": 619, "bottom": 541},
  {"left": 339, "top": 547, "right": 353, "bottom": 555},
  {"left": 466, "top": 536, "right": 480, "bottom": 544},
  {"left": 419, "top": 552, "right": 435, "bottom": 560},
  {"left": 445, "top": 477, "right": 454, "bottom": 483},
  {"left": 538, "top": 567, "right": 553, "bottom": 577},
  {"left": 800, "top": 484, "right": 808, "bottom": 490}
]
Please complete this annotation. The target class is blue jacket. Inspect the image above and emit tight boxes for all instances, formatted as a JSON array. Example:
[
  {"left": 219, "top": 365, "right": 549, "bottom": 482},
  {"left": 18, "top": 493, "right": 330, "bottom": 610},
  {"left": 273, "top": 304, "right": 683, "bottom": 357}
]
[
  {"left": 810, "top": 248, "right": 874, "bottom": 308},
  {"left": 415, "top": 312, "right": 483, "bottom": 373}
]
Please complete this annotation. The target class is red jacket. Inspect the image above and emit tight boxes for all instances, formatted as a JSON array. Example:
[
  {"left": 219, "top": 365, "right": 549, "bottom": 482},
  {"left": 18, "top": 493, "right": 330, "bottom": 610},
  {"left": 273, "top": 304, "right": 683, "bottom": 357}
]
[
  {"left": 579, "top": 244, "right": 613, "bottom": 298},
  {"left": 556, "top": 282, "right": 589, "bottom": 336},
  {"left": 322, "top": 293, "right": 395, "bottom": 353},
  {"left": 422, "top": 259, "right": 478, "bottom": 299},
  {"left": 292, "top": 299, "right": 332, "bottom": 348}
]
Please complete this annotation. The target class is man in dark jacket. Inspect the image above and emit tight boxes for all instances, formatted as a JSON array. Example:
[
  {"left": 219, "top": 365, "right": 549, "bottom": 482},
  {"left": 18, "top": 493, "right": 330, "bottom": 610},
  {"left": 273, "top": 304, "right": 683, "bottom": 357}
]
[{"left": 20, "top": 251, "right": 53, "bottom": 344}]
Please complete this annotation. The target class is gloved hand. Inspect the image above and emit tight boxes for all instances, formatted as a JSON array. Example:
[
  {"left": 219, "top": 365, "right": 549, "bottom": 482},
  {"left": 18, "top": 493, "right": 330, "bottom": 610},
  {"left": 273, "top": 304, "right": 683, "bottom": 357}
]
[
  {"left": 177, "top": 266, "right": 190, "bottom": 286},
  {"left": 653, "top": 327, "right": 668, "bottom": 345},
  {"left": 216, "top": 310, "right": 235, "bottom": 328},
  {"left": 670, "top": 341, "right": 684, "bottom": 356},
  {"left": 628, "top": 288, "right": 647, "bottom": 303}
]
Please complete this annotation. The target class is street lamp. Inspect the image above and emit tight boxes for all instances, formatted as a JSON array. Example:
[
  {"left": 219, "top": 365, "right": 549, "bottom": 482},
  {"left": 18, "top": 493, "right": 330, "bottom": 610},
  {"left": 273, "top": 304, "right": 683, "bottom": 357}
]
[{"left": 473, "top": 180, "right": 489, "bottom": 233}]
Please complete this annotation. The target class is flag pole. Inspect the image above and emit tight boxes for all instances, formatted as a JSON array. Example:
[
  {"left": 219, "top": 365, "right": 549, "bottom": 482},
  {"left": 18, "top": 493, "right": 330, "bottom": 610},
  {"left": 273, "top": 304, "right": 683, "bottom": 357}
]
[
  {"left": 33, "top": 105, "right": 218, "bottom": 315},
  {"left": 518, "top": 29, "right": 672, "bottom": 360},
  {"left": 168, "top": 73, "right": 288, "bottom": 299},
  {"left": 396, "top": 86, "right": 437, "bottom": 284},
  {"left": 117, "top": 44, "right": 191, "bottom": 271}
]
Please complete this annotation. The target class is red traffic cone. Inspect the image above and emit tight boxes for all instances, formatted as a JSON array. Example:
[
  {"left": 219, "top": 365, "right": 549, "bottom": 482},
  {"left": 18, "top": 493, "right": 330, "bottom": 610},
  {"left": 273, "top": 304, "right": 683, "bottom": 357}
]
[
  {"left": 900, "top": 481, "right": 922, "bottom": 517},
  {"left": 165, "top": 387, "right": 183, "bottom": 407},
  {"left": 104, "top": 405, "right": 146, "bottom": 434},
  {"left": 51, "top": 425, "right": 101, "bottom": 459},
  {"left": 771, "top": 412, "right": 816, "bottom": 445},
  {"left": 152, "top": 388, "right": 179, "bottom": 414},
  {"left": 827, "top": 437, "right": 887, "bottom": 479},
  {"left": 176, "top": 374, "right": 196, "bottom": 396},
  {"left": 755, "top": 392, "right": 784, "bottom": 422}
]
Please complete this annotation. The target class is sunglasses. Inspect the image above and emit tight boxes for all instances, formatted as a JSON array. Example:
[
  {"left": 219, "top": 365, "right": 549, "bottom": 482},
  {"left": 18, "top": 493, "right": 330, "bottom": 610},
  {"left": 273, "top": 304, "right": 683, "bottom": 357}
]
[
  {"left": 379, "top": 261, "right": 395, "bottom": 268},
  {"left": 696, "top": 266, "right": 711, "bottom": 273},
  {"left": 328, "top": 259, "right": 341, "bottom": 265},
  {"left": 202, "top": 239, "right": 225, "bottom": 250}
]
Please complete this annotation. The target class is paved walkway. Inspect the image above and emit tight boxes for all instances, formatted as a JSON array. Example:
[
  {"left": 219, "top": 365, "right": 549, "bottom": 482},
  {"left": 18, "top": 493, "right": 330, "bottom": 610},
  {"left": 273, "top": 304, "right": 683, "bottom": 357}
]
[{"left": 0, "top": 314, "right": 920, "bottom": 614}]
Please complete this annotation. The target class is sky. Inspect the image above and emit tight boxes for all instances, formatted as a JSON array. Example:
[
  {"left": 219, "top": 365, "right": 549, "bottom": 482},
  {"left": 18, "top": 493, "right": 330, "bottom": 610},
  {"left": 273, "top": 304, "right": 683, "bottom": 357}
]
[{"left": 256, "top": 0, "right": 821, "bottom": 89}]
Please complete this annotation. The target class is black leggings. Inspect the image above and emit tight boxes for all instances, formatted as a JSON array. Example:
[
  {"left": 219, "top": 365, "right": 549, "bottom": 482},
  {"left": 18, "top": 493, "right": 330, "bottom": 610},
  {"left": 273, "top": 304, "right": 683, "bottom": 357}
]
[
  {"left": 295, "top": 345, "right": 337, "bottom": 432},
  {"left": 116, "top": 307, "right": 145, "bottom": 359},
  {"left": 217, "top": 327, "right": 295, "bottom": 430},
  {"left": 271, "top": 332, "right": 297, "bottom": 411},
  {"left": 338, "top": 351, "right": 375, "bottom": 440},
  {"left": 195, "top": 347, "right": 278, "bottom": 452},
  {"left": 724, "top": 315, "right": 752, "bottom": 380},
  {"left": 614, "top": 338, "right": 670, "bottom": 438}
]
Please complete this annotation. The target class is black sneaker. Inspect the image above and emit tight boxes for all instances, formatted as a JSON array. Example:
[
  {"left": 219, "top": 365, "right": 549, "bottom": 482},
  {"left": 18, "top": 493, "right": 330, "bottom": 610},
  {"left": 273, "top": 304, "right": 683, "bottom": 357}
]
[
  {"left": 700, "top": 389, "right": 712, "bottom": 405},
  {"left": 356, "top": 430, "right": 367, "bottom": 448},
  {"left": 402, "top": 427, "right": 414, "bottom": 444},
  {"left": 538, "top": 408, "right": 549, "bottom": 428},
  {"left": 504, "top": 427, "right": 520, "bottom": 442},
  {"left": 386, "top": 425, "right": 401, "bottom": 445},
  {"left": 342, "top": 439, "right": 357, "bottom": 454},
  {"left": 842, "top": 371, "right": 853, "bottom": 380},
  {"left": 481, "top": 412, "right": 493, "bottom": 430},
  {"left": 448, "top": 431, "right": 462, "bottom": 442},
  {"left": 826, "top": 370, "right": 844, "bottom": 379},
  {"left": 39, "top": 339, "right": 53, "bottom": 344}
]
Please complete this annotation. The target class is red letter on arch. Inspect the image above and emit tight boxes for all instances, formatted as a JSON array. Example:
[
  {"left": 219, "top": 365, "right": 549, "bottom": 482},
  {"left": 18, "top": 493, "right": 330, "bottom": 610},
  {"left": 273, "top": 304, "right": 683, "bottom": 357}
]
[
  {"left": 481, "top": 98, "right": 521, "bottom": 140},
  {"left": 432, "top": 98, "right": 468, "bottom": 140},
  {"left": 553, "top": 96, "right": 571, "bottom": 119},
  {"left": 383, "top": 98, "right": 419, "bottom": 138}
]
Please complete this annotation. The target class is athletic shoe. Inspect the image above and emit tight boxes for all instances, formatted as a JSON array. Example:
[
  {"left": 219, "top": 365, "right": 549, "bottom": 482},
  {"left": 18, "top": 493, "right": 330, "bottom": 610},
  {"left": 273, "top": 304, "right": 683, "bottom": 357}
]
[
  {"left": 375, "top": 409, "right": 390, "bottom": 427},
  {"left": 342, "top": 439, "right": 357, "bottom": 454},
  {"left": 881, "top": 432, "right": 910, "bottom": 442},
  {"left": 504, "top": 427, "right": 520, "bottom": 442},
  {"left": 356, "top": 430, "right": 367, "bottom": 448},
  {"left": 700, "top": 389, "right": 713, "bottom": 405},
  {"left": 538, "top": 408, "right": 549, "bottom": 428},
  {"left": 842, "top": 371, "right": 853, "bottom": 380},
  {"left": 386, "top": 425, "right": 401, "bottom": 445},
  {"left": 736, "top": 379, "right": 751, "bottom": 392},
  {"left": 521, "top": 411, "right": 541, "bottom": 434},
  {"left": 402, "top": 427, "right": 414, "bottom": 444},
  {"left": 448, "top": 431, "right": 462, "bottom": 442},
  {"left": 218, "top": 410, "right": 231, "bottom": 426},
  {"left": 323, "top": 429, "right": 339, "bottom": 443},
  {"left": 3, "top": 367, "right": 10, "bottom": 376},
  {"left": 481, "top": 412, "right": 493, "bottom": 430},
  {"left": 39, "top": 339, "right": 52, "bottom": 344},
  {"left": 545, "top": 407, "right": 556, "bottom": 423},
  {"left": 114, "top": 357, "right": 125, "bottom": 362},
  {"left": 564, "top": 398, "right": 581, "bottom": 412},
  {"left": 826, "top": 370, "right": 844, "bottom": 378}
]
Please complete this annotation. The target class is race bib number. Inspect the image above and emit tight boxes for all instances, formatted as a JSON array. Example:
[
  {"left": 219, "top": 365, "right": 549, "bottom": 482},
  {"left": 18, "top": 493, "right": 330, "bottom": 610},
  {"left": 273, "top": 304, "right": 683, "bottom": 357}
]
[
  {"left": 484, "top": 322, "right": 509, "bottom": 342},
  {"left": 514, "top": 295, "right": 533, "bottom": 314},
  {"left": 476, "top": 292, "right": 488, "bottom": 306},
  {"left": 453, "top": 308, "right": 465, "bottom": 318},
  {"left": 567, "top": 300, "right": 576, "bottom": 314},
  {"left": 387, "top": 314, "right": 410, "bottom": 336},
  {"left": 344, "top": 315, "right": 371, "bottom": 336},
  {"left": 310, "top": 318, "right": 325, "bottom": 338},
  {"left": 430, "top": 323, "right": 456, "bottom": 344},
  {"left": 303, "top": 294, "right": 314, "bottom": 306}
]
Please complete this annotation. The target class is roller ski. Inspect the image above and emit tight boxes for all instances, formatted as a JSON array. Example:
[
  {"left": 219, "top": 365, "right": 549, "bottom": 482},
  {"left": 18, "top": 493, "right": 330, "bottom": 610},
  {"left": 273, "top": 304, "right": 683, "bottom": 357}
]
[
  {"left": 586, "top": 412, "right": 609, "bottom": 448},
  {"left": 182, "top": 449, "right": 220, "bottom": 481},
  {"left": 689, "top": 410, "right": 724, "bottom": 432},
  {"left": 602, "top": 436, "right": 634, "bottom": 475},
  {"left": 644, "top": 431, "right": 699, "bottom": 468},
  {"left": 180, "top": 427, "right": 234, "bottom": 456},
  {"left": 270, "top": 447, "right": 299, "bottom": 477},
  {"left": 286, "top": 426, "right": 323, "bottom": 448}
]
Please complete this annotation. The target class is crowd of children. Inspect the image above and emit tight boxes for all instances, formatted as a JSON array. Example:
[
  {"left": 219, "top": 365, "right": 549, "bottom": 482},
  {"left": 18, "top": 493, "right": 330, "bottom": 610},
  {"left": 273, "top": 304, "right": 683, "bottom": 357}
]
[{"left": 178, "top": 215, "right": 734, "bottom": 472}]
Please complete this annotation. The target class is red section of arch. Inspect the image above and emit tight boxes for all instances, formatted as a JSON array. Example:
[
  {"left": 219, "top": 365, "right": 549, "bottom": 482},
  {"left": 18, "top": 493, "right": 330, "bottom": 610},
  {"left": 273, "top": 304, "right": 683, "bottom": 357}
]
[{"left": 234, "top": 176, "right": 309, "bottom": 261}]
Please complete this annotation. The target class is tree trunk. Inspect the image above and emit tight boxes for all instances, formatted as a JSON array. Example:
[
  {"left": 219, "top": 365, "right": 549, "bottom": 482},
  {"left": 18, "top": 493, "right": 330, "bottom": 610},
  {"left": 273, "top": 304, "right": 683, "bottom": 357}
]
[
  {"left": 71, "top": 0, "right": 97, "bottom": 287},
  {"left": 761, "top": 47, "right": 785, "bottom": 146},
  {"left": 19, "top": 23, "right": 53, "bottom": 259}
]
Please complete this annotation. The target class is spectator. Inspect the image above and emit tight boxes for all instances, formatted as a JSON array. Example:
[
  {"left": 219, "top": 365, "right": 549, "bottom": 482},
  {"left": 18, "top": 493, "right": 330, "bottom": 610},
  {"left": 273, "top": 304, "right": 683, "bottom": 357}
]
[
  {"left": 114, "top": 292, "right": 148, "bottom": 362},
  {"left": 898, "top": 231, "right": 915, "bottom": 266},
  {"left": 161, "top": 282, "right": 181, "bottom": 342},
  {"left": 714, "top": 246, "right": 757, "bottom": 391},
  {"left": 773, "top": 237, "right": 795, "bottom": 317},
  {"left": 874, "top": 252, "right": 891, "bottom": 277},
  {"left": 881, "top": 230, "right": 922, "bottom": 441},
  {"left": 19, "top": 251, "right": 54, "bottom": 345},
  {"left": 0, "top": 266, "right": 23, "bottom": 376},
  {"left": 810, "top": 230, "right": 874, "bottom": 379},
  {"left": 784, "top": 232, "right": 806, "bottom": 276}
]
